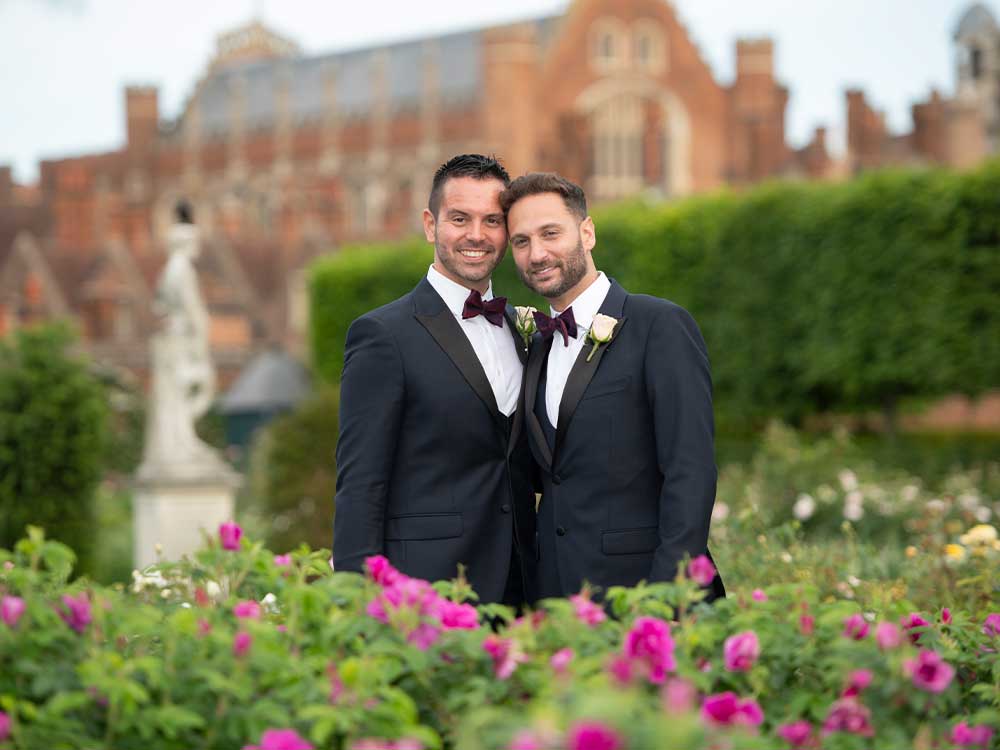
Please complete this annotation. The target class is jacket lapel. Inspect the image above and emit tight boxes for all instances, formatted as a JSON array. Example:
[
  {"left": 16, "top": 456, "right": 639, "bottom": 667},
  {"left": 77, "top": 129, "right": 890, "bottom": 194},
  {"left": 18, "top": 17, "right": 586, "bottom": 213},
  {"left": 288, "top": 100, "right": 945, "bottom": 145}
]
[
  {"left": 504, "top": 305, "right": 529, "bottom": 366},
  {"left": 413, "top": 279, "right": 503, "bottom": 428},
  {"left": 553, "top": 280, "right": 629, "bottom": 462},
  {"left": 522, "top": 332, "right": 553, "bottom": 470}
]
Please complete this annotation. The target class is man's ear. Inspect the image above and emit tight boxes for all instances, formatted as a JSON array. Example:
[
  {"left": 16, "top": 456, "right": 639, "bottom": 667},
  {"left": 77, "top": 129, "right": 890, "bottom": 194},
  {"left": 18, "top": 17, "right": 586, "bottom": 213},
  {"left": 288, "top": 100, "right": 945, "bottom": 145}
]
[
  {"left": 422, "top": 208, "right": 437, "bottom": 243},
  {"left": 580, "top": 216, "right": 596, "bottom": 252}
]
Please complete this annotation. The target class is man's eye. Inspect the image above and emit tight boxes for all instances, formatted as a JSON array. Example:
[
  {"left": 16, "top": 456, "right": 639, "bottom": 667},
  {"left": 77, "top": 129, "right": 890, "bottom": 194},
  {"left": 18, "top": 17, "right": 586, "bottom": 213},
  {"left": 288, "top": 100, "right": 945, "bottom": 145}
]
[
  {"left": 486, "top": 217, "right": 502, "bottom": 226},
  {"left": 452, "top": 216, "right": 465, "bottom": 224}
]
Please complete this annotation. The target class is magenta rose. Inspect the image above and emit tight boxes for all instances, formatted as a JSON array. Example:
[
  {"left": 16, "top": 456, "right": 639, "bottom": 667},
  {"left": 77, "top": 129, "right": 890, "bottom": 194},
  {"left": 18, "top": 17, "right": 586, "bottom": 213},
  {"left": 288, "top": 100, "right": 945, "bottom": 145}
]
[
  {"left": 903, "top": 649, "right": 954, "bottom": 693},
  {"left": 483, "top": 635, "right": 526, "bottom": 680},
  {"left": 58, "top": 592, "right": 92, "bottom": 634},
  {"left": 950, "top": 721, "right": 994, "bottom": 749},
  {"left": 364, "top": 555, "right": 402, "bottom": 587},
  {"left": 1, "top": 595, "right": 26, "bottom": 628},
  {"left": 875, "top": 621, "right": 902, "bottom": 649},
  {"left": 799, "top": 614, "right": 815, "bottom": 636},
  {"left": 701, "top": 692, "right": 764, "bottom": 728},
  {"left": 242, "top": 728, "right": 314, "bottom": 750},
  {"left": 570, "top": 593, "right": 607, "bottom": 626},
  {"left": 900, "top": 612, "right": 930, "bottom": 644},
  {"left": 233, "top": 631, "right": 253, "bottom": 657},
  {"left": 724, "top": 630, "right": 760, "bottom": 672},
  {"left": 841, "top": 669, "right": 872, "bottom": 698},
  {"left": 687, "top": 555, "right": 716, "bottom": 586},
  {"left": 273, "top": 554, "right": 292, "bottom": 567},
  {"left": 821, "top": 698, "right": 874, "bottom": 737},
  {"left": 566, "top": 720, "right": 623, "bottom": 750},
  {"left": 842, "top": 613, "right": 869, "bottom": 640},
  {"left": 507, "top": 730, "right": 544, "bottom": 750},
  {"left": 0, "top": 710, "right": 10, "bottom": 742},
  {"left": 233, "top": 600, "right": 262, "bottom": 620},
  {"left": 438, "top": 600, "right": 479, "bottom": 630},
  {"left": 550, "top": 647, "right": 574, "bottom": 675},
  {"left": 982, "top": 613, "right": 1000, "bottom": 638},
  {"left": 776, "top": 720, "right": 814, "bottom": 748},
  {"left": 623, "top": 616, "right": 676, "bottom": 683},
  {"left": 219, "top": 521, "right": 242, "bottom": 551},
  {"left": 751, "top": 589, "right": 768, "bottom": 602}
]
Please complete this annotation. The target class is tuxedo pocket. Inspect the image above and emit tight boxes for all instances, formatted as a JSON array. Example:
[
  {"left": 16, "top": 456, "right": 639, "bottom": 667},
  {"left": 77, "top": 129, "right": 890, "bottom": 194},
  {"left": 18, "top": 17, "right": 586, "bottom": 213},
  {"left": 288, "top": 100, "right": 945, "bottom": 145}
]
[
  {"left": 386, "top": 512, "right": 463, "bottom": 541},
  {"left": 602, "top": 526, "right": 659, "bottom": 555},
  {"left": 581, "top": 376, "right": 631, "bottom": 401}
]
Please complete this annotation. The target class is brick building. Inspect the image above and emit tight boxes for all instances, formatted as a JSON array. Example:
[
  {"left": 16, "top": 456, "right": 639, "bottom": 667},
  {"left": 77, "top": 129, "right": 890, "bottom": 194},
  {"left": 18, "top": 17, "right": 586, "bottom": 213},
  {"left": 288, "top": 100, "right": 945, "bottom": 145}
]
[{"left": 0, "top": 0, "right": 994, "bottom": 386}]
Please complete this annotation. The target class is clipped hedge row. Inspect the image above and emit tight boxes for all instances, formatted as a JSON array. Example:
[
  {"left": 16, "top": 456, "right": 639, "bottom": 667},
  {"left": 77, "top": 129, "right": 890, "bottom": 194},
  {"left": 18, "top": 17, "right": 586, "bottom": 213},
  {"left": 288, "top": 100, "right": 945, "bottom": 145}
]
[{"left": 310, "top": 162, "right": 1000, "bottom": 427}]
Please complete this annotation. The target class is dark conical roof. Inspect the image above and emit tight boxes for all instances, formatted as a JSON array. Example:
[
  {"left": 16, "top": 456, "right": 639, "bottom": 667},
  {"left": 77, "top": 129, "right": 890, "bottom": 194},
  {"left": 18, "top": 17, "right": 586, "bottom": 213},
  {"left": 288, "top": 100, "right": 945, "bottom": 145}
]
[
  {"left": 955, "top": 3, "right": 998, "bottom": 39},
  {"left": 218, "top": 348, "right": 310, "bottom": 414}
]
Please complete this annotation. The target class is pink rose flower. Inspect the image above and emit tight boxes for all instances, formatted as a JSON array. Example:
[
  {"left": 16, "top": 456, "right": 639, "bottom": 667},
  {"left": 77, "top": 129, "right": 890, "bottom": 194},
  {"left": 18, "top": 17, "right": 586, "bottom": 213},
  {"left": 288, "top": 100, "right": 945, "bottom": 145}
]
[
  {"left": 662, "top": 678, "right": 697, "bottom": 713},
  {"left": 724, "top": 630, "right": 760, "bottom": 672},
  {"left": 950, "top": 721, "right": 994, "bottom": 748},
  {"left": 0, "top": 710, "right": 10, "bottom": 743},
  {"left": 751, "top": 589, "right": 768, "bottom": 602},
  {"left": 273, "top": 554, "right": 292, "bottom": 567},
  {"left": 623, "top": 616, "right": 676, "bottom": 684},
  {"left": 508, "top": 730, "right": 544, "bottom": 750},
  {"left": 903, "top": 649, "right": 954, "bottom": 693},
  {"left": 821, "top": 698, "right": 874, "bottom": 737},
  {"left": 900, "top": 612, "right": 930, "bottom": 644},
  {"left": 58, "top": 592, "right": 92, "bottom": 634},
  {"left": 567, "top": 721, "right": 623, "bottom": 750},
  {"left": 875, "top": 621, "right": 902, "bottom": 649},
  {"left": 570, "top": 593, "right": 607, "bottom": 626},
  {"left": 233, "top": 600, "right": 263, "bottom": 620},
  {"left": 1, "top": 595, "right": 26, "bottom": 628},
  {"left": 483, "top": 635, "right": 526, "bottom": 680},
  {"left": 233, "top": 631, "right": 253, "bottom": 657},
  {"left": 242, "top": 728, "right": 314, "bottom": 750},
  {"left": 406, "top": 623, "right": 441, "bottom": 651},
  {"left": 438, "top": 600, "right": 479, "bottom": 630},
  {"left": 365, "top": 555, "right": 402, "bottom": 587},
  {"left": 197, "top": 618, "right": 212, "bottom": 637},
  {"left": 701, "top": 692, "right": 764, "bottom": 728},
  {"left": 842, "top": 613, "right": 869, "bottom": 640},
  {"left": 607, "top": 655, "right": 635, "bottom": 685},
  {"left": 982, "top": 613, "right": 1000, "bottom": 638},
  {"left": 940, "top": 607, "right": 952, "bottom": 624},
  {"left": 687, "top": 555, "right": 716, "bottom": 586},
  {"left": 550, "top": 647, "right": 574, "bottom": 675},
  {"left": 219, "top": 521, "right": 242, "bottom": 551},
  {"left": 799, "top": 614, "right": 815, "bottom": 636},
  {"left": 841, "top": 669, "right": 873, "bottom": 698},
  {"left": 776, "top": 720, "right": 814, "bottom": 748}
]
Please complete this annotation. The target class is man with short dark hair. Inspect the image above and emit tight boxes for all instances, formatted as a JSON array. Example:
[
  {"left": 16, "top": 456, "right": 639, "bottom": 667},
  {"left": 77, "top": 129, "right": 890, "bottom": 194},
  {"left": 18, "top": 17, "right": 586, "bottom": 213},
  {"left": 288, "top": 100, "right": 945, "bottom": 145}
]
[
  {"left": 501, "top": 172, "right": 725, "bottom": 601},
  {"left": 334, "top": 154, "right": 536, "bottom": 606}
]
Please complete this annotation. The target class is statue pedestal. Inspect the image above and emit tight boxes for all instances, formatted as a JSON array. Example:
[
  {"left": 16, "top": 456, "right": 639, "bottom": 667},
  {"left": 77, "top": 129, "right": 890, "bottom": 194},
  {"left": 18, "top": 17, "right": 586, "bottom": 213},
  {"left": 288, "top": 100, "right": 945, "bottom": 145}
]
[{"left": 133, "top": 467, "right": 240, "bottom": 570}]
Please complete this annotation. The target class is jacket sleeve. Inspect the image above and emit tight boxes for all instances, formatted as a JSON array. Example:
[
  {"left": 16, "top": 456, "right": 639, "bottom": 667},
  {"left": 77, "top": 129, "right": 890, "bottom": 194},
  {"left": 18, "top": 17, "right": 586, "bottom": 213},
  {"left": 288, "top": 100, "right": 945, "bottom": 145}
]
[
  {"left": 333, "top": 314, "right": 405, "bottom": 573},
  {"left": 645, "top": 305, "right": 718, "bottom": 583}
]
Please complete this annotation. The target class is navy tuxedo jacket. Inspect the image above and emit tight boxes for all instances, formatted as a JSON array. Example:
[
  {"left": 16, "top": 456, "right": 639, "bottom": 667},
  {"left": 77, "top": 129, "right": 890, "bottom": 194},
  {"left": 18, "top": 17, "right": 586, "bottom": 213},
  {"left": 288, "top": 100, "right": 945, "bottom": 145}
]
[
  {"left": 333, "top": 278, "right": 537, "bottom": 603},
  {"left": 525, "top": 279, "right": 725, "bottom": 601}
]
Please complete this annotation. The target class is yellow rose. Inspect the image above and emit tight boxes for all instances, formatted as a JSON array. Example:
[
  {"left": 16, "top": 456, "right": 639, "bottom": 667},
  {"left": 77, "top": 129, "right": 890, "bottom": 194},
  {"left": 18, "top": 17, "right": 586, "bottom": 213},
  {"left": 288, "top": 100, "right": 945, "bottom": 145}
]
[
  {"left": 943, "top": 543, "right": 967, "bottom": 562},
  {"left": 905, "top": 546, "right": 918, "bottom": 558},
  {"left": 959, "top": 524, "right": 998, "bottom": 547}
]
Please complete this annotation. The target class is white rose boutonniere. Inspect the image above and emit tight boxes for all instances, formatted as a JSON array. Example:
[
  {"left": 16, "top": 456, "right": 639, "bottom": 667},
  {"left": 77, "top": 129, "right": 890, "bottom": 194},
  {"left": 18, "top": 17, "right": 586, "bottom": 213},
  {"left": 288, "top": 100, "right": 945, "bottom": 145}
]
[
  {"left": 514, "top": 305, "right": 537, "bottom": 349},
  {"left": 586, "top": 313, "right": 618, "bottom": 362}
]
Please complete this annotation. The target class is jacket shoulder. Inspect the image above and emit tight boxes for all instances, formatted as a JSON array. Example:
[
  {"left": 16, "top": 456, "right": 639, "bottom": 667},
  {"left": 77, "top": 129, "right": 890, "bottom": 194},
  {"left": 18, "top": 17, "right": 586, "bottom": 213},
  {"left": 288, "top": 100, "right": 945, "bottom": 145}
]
[
  {"left": 624, "top": 293, "right": 694, "bottom": 323},
  {"left": 352, "top": 291, "right": 416, "bottom": 328}
]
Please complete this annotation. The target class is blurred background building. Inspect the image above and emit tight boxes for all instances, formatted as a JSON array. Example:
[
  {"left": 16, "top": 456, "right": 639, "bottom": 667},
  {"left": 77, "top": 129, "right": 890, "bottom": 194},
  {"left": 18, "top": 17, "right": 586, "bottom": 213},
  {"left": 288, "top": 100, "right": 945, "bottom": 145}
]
[{"left": 0, "top": 0, "right": 997, "bottom": 387}]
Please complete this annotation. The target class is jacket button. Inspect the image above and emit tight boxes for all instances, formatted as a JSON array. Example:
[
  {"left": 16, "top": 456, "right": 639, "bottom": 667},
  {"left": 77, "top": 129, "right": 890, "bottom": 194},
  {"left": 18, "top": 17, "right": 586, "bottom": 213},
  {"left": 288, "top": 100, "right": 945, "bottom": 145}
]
[
  {"left": 552, "top": 474, "right": 562, "bottom": 485},
  {"left": 556, "top": 526, "right": 567, "bottom": 536},
  {"left": 501, "top": 504, "right": 511, "bottom": 513}
]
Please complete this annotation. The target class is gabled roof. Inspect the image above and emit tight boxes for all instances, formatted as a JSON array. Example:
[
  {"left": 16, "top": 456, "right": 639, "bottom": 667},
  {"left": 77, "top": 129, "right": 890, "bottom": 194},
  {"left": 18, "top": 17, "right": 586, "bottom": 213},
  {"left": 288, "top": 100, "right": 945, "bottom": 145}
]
[
  {"left": 955, "top": 3, "right": 998, "bottom": 39},
  {"left": 218, "top": 347, "right": 310, "bottom": 413}
]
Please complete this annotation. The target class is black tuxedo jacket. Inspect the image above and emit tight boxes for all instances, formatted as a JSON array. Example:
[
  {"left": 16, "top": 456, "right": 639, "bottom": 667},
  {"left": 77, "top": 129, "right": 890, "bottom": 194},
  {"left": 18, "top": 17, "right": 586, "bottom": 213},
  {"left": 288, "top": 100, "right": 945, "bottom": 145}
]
[
  {"left": 525, "top": 279, "right": 725, "bottom": 601},
  {"left": 333, "top": 278, "right": 537, "bottom": 604}
]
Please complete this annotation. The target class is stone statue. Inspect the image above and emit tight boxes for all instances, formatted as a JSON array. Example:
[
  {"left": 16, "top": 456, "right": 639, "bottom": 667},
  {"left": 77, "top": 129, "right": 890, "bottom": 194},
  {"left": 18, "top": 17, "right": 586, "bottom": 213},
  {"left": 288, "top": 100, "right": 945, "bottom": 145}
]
[{"left": 138, "top": 202, "right": 227, "bottom": 480}]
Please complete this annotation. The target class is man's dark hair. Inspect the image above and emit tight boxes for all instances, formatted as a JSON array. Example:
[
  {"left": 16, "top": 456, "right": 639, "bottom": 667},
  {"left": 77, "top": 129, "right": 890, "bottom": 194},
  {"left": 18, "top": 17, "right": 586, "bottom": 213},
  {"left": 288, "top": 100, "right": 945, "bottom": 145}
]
[
  {"left": 428, "top": 154, "right": 510, "bottom": 217},
  {"left": 500, "top": 172, "right": 588, "bottom": 221}
]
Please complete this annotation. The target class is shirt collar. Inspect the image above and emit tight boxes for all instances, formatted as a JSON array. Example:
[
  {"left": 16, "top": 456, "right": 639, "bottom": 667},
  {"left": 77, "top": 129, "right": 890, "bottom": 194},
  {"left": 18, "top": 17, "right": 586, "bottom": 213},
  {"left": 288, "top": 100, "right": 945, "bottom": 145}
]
[
  {"left": 426, "top": 264, "right": 495, "bottom": 317},
  {"left": 551, "top": 271, "right": 610, "bottom": 330}
]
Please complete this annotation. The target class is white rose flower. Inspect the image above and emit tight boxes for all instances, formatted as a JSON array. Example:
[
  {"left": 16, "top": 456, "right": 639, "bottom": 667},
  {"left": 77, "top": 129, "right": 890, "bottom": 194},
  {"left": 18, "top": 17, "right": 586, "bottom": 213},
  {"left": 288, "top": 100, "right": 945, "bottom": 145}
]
[
  {"left": 843, "top": 501, "right": 864, "bottom": 522},
  {"left": 205, "top": 580, "right": 222, "bottom": 600},
  {"left": 901, "top": 484, "right": 920, "bottom": 503},
  {"left": 793, "top": 493, "right": 816, "bottom": 521},
  {"left": 589, "top": 313, "right": 617, "bottom": 342},
  {"left": 974, "top": 506, "right": 992, "bottom": 523},
  {"left": 838, "top": 469, "right": 858, "bottom": 492},
  {"left": 959, "top": 493, "right": 981, "bottom": 511},
  {"left": 926, "top": 499, "right": 948, "bottom": 515},
  {"left": 514, "top": 306, "right": 537, "bottom": 331}
]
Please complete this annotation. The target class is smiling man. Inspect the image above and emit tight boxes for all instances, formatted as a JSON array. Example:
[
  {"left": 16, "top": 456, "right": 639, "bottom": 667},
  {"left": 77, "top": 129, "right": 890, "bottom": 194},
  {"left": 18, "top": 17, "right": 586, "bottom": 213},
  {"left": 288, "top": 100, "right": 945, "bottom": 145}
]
[
  {"left": 333, "top": 154, "right": 537, "bottom": 606},
  {"left": 502, "top": 172, "right": 725, "bottom": 602}
]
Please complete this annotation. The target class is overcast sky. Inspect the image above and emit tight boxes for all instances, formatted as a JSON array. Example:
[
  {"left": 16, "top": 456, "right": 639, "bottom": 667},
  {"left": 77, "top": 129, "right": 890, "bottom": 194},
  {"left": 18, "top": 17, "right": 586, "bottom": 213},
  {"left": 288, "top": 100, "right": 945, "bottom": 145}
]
[{"left": 0, "top": 0, "right": 994, "bottom": 183}]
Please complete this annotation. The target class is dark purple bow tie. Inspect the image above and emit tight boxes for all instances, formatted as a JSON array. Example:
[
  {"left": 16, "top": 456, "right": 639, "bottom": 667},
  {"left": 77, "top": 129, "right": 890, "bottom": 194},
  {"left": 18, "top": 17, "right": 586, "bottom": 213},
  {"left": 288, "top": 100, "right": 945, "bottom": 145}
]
[
  {"left": 462, "top": 289, "right": 507, "bottom": 327},
  {"left": 534, "top": 307, "right": 577, "bottom": 346}
]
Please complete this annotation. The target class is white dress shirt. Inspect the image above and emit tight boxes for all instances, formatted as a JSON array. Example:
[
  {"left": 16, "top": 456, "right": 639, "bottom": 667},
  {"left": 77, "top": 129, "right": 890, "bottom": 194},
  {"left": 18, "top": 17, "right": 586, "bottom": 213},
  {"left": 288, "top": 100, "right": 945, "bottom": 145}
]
[
  {"left": 545, "top": 272, "right": 612, "bottom": 426},
  {"left": 426, "top": 265, "right": 523, "bottom": 416}
]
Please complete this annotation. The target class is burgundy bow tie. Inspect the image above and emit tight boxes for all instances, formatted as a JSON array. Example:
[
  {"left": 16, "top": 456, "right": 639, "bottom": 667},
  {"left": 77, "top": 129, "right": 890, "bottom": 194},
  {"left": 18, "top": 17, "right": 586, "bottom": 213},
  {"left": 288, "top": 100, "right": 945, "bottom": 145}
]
[
  {"left": 534, "top": 307, "right": 577, "bottom": 346},
  {"left": 462, "top": 289, "right": 507, "bottom": 327}
]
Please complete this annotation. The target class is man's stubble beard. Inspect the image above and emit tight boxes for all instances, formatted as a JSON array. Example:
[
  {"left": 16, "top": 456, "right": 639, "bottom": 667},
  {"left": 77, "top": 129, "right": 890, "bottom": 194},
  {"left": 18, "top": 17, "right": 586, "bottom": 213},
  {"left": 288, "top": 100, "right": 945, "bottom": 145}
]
[
  {"left": 519, "top": 238, "right": 588, "bottom": 302},
  {"left": 435, "top": 231, "right": 505, "bottom": 286}
]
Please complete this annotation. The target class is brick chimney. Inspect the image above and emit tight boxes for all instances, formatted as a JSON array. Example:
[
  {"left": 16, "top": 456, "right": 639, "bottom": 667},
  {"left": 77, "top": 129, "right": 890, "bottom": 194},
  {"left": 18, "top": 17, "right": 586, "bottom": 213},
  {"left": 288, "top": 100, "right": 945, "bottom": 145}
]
[{"left": 125, "top": 86, "right": 159, "bottom": 153}]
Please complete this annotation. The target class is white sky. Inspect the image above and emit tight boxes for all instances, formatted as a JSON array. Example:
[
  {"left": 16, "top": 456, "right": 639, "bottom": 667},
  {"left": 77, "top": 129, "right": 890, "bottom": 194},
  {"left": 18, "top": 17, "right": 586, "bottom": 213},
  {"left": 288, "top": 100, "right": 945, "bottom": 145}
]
[{"left": 0, "top": 0, "right": 994, "bottom": 183}]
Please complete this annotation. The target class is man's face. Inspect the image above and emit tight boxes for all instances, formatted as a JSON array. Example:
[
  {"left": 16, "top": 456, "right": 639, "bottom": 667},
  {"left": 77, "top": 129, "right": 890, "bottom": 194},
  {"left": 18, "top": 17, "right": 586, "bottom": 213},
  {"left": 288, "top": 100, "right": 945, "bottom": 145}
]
[
  {"left": 507, "top": 192, "right": 595, "bottom": 301},
  {"left": 423, "top": 176, "right": 508, "bottom": 290}
]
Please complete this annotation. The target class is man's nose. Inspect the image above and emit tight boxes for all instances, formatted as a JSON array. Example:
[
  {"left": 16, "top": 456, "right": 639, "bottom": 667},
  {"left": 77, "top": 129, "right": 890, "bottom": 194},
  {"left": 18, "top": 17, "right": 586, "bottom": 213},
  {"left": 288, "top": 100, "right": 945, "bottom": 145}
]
[{"left": 465, "top": 220, "right": 485, "bottom": 242}]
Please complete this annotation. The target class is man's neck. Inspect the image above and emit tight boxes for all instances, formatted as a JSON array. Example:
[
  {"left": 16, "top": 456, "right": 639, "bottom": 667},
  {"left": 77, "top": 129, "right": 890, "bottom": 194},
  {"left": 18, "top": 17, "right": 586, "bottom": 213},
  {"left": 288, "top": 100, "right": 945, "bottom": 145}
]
[
  {"left": 550, "top": 269, "right": 600, "bottom": 313},
  {"left": 432, "top": 261, "right": 489, "bottom": 294}
]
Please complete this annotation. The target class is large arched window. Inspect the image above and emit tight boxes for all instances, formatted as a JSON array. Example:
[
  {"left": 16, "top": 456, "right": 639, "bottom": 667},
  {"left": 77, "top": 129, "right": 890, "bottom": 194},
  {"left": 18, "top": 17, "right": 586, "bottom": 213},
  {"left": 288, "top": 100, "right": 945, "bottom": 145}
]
[{"left": 592, "top": 94, "right": 644, "bottom": 198}]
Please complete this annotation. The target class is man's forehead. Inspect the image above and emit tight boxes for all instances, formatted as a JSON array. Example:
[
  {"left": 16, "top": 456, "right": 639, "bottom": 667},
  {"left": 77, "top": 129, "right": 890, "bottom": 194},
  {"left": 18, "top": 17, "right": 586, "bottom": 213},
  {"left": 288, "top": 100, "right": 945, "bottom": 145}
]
[
  {"left": 508, "top": 193, "right": 574, "bottom": 228},
  {"left": 440, "top": 176, "right": 505, "bottom": 211}
]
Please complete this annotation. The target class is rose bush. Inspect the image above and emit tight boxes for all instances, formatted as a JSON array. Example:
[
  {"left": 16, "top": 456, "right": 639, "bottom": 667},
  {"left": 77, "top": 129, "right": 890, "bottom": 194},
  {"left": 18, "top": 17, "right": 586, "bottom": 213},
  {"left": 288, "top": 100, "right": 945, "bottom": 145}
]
[{"left": 1, "top": 524, "right": 998, "bottom": 749}]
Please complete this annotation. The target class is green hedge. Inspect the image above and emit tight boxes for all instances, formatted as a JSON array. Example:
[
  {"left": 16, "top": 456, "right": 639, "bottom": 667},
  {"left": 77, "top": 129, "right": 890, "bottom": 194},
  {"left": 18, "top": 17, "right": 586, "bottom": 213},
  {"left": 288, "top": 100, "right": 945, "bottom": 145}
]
[{"left": 310, "top": 162, "right": 1000, "bottom": 426}]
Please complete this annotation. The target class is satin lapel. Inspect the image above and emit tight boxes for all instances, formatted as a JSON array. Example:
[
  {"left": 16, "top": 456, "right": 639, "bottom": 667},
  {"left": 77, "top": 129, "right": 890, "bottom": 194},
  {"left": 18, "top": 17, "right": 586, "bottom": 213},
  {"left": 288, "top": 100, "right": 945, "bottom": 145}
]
[
  {"left": 553, "top": 279, "right": 630, "bottom": 462},
  {"left": 415, "top": 306, "right": 502, "bottom": 429},
  {"left": 522, "top": 333, "right": 553, "bottom": 470}
]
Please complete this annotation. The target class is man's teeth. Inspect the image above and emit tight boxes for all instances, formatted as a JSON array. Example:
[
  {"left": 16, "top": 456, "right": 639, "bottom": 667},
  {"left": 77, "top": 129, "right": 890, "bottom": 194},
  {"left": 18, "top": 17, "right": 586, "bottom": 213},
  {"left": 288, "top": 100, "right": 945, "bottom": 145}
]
[{"left": 460, "top": 250, "right": 486, "bottom": 258}]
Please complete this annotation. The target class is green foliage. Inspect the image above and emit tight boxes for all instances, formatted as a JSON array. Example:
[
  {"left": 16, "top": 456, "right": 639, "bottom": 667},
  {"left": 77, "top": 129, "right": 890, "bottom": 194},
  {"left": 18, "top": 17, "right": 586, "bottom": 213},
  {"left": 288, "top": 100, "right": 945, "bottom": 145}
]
[
  {"left": 0, "top": 324, "right": 108, "bottom": 577},
  {"left": 310, "top": 162, "right": 1000, "bottom": 426},
  {"left": 243, "top": 385, "right": 339, "bottom": 554}
]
